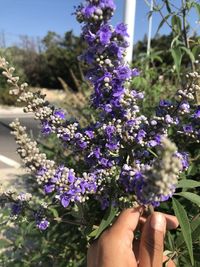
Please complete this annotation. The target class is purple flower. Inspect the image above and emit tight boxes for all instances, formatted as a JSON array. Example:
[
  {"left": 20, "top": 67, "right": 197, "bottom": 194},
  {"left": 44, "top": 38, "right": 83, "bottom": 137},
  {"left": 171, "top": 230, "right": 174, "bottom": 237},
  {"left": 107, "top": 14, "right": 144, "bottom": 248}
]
[
  {"left": 41, "top": 121, "right": 52, "bottom": 135},
  {"left": 98, "top": 25, "right": 112, "bottom": 45},
  {"left": 68, "top": 170, "right": 75, "bottom": 184},
  {"left": 193, "top": 107, "right": 200, "bottom": 118},
  {"left": 85, "top": 130, "right": 94, "bottom": 139},
  {"left": 90, "top": 147, "right": 101, "bottom": 159},
  {"left": 183, "top": 124, "right": 193, "bottom": 133},
  {"left": 104, "top": 104, "right": 112, "bottom": 113},
  {"left": 51, "top": 166, "right": 64, "bottom": 183},
  {"left": 115, "top": 23, "right": 129, "bottom": 37},
  {"left": 82, "top": 5, "right": 96, "bottom": 18},
  {"left": 37, "top": 219, "right": 49, "bottom": 231},
  {"left": 54, "top": 109, "right": 65, "bottom": 119},
  {"left": 113, "top": 87, "right": 124, "bottom": 97},
  {"left": 61, "top": 133, "right": 71, "bottom": 141},
  {"left": 99, "top": 157, "right": 110, "bottom": 167},
  {"left": 106, "top": 142, "right": 118, "bottom": 150},
  {"left": 165, "top": 114, "right": 173, "bottom": 124},
  {"left": 132, "top": 68, "right": 140, "bottom": 77},
  {"left": 99, "top": 0, "right": 116, "bottom": 10},
  {"left": 179, "top": 101, "right": 190, "bottom": 113},
  {"left": 108, "top": 42, "right": 124, "bottom": 59},
  {"left": 147, "top": 140, "right": 158, "bottom": 147},
  {"left": 105, "top": 125, "right": 115, "bottom": 138},
  {"left": 131, "top": 90, "right": 144, "bottom": 99},
  {"left": 77, "top": 140, "right": 87, "bottom": 149},
  {"left": 116, "top": 66, "right": 132, "bottom": 80},
  {"left": 11, "top": 203, "right": 21, "bottom": 215},
  {"left": 136, "top": 129, "right": 146, "bottom": 143},
  {"left": 159, "top": 100, "right": 172, "bottom": 107},
  {"left": 175, "top": 152, "right": 189, "bottom": 170},
  {"left": 61, "top": 195, "right": 71, "bottom": 208},
  {"left": 44, "top": 184, "right": 55, "bottom": 194},
  {"left": 37, "top": 167, "right": 47, "bottom": 176},
  {"left": 84, "top": 29, "right": 96, "bottom": 43}
]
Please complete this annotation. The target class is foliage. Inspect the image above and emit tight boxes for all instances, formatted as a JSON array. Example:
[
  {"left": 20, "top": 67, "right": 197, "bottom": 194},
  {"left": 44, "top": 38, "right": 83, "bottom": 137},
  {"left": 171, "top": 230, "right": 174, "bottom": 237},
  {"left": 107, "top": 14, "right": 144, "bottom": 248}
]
[{"left": 152, "top": 0, "right": 200, "bottom": 76}]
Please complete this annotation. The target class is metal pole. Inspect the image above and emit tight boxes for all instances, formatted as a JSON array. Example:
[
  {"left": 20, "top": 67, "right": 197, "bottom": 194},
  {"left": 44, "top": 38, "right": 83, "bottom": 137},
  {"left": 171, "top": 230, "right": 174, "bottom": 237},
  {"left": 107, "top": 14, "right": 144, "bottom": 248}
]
[
  {"left": 123, "top": 0, "right": 136, "bottom": 63},
  {"left": 147, "top": 0, "right": 153, "bottom": 56}
]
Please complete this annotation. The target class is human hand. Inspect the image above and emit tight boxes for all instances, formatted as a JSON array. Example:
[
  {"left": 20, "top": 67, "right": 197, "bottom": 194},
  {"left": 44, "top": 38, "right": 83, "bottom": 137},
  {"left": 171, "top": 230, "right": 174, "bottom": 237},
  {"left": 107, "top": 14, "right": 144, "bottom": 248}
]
[{"left": 87, "top": 207, "right": 179, "bottom": 267}]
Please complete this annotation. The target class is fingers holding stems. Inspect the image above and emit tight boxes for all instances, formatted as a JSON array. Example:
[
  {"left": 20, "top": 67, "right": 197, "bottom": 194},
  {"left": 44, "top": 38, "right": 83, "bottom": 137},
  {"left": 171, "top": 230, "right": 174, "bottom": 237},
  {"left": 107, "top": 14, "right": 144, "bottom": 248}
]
[{"left": 87, "top": 207, "right": 179, "bottom": 267}]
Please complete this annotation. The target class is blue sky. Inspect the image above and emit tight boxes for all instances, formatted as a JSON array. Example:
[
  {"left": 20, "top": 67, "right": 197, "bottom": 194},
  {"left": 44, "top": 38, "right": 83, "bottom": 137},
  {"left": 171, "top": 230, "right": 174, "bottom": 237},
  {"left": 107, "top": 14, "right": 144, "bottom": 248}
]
[{"left": 0, "top": 0, "right": 199, "bottom": 47}]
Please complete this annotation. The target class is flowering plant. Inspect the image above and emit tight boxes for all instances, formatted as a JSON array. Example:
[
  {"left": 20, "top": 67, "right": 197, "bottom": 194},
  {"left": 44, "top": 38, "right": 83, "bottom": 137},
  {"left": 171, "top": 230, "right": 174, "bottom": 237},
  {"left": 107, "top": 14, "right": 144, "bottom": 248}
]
[{"left": 0, "top": 0, "right": 200, "bottom": 257}]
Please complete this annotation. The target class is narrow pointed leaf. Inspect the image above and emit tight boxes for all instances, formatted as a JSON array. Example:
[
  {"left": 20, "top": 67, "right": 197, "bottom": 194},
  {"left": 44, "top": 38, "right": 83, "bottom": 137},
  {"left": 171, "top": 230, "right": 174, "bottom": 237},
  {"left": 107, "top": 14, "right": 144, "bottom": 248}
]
[
  {"left": 172, "top": 198, "right": 194, "bottom": 265},
  {"left": 176, "top": 180, "right": 200, "bottom": 189},
  {"left": 175, "top": 192, "right": 200, "bottom": 206},
  {"left": 180, "top": 46, "right": 195, "bottom": 63},
  {"left": 93, "top": 205, "right": 118, "bottom": 239},
  {"left": 176, "top": 215, "right": 200, "bottom": 247}
]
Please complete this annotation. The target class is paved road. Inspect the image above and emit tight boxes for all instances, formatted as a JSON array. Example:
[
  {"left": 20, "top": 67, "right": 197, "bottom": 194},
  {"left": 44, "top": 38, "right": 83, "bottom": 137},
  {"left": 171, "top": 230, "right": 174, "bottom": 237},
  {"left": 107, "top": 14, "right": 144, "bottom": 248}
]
[{"left": 0, "top": 114, "right": 40, "bottom": 169}]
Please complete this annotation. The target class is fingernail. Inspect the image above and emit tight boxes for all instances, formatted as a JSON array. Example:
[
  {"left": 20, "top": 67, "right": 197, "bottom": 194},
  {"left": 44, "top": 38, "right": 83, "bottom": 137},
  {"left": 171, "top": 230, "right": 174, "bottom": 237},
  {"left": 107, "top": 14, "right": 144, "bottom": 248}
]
[
  {"left": 150, "top": 213, "right": 166, "bottom": 232},
  {"left": 137, "top": 206, "right": 144, "bottom": 216}
]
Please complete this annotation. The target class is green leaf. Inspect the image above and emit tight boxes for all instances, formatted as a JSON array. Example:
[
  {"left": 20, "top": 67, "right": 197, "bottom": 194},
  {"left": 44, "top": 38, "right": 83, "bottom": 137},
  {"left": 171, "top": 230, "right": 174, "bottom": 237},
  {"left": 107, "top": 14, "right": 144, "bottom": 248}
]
[
  {"left": 176, "top": 180, "right": 200, "bottom": 189},
  {"left": 180, "top": 46, "right": 195, "bottom": 63},
  {"left": 49, "top": 207, "right": 59, "bottom": 218},
  {"left": 93, "top": 205, "right": 118, "bottom": 240},
  {"left": 175, "top": 192, "right": 200, "bottom": 206},
  {"left": 164, "top": 0, "right": 172, "bottom": 13},
  {"left": 172, "top": 198, "right": 194, "bottom": 265},
  {"left": 176, "top": 215, "right": 200, "bottom": 247},
  {"left": 0, "top": 238, "right": 12, "bottom": 249},
  {"left": 193, "top": 2, "right": 200, "bottom": 17},
  {"left": 147, "top": 148, "right": 158, "bottom": 158},
  {"left": 187, "top": 164, "right": 197, "bottom": 176},
  {"left": 171, "top": 47, "right": 183, "bottom": 75},
  {"left": 166, "top": 231, "right": 174, "bottom": 251},
  {"left": 171, "top": 35, "right": 183, "bottom": 48},
  {"left": 171, "top": 15, "right": 182, "bottom": 34},
  {"left": 191, "top": 222, "right": 200, "bottom": 243},
  {"left": 192, "top": 45, "right": 200, "bottom": 59}
]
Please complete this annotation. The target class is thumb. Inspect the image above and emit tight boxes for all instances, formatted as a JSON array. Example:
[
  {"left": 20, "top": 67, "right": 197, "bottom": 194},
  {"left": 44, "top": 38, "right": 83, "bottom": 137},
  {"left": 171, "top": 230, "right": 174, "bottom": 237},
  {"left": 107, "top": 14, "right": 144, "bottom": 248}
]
[{"left": 139, "top": 212, "right": 166, "bottom": 267}]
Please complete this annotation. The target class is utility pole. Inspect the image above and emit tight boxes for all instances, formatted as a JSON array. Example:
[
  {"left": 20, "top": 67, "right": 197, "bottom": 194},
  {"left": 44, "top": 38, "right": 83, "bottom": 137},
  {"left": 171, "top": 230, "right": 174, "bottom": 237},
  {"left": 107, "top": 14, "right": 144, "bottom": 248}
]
[
  {"left": 123, "top": 0, "right": 136, "bottom": 63},
  {"left": 147, "top": 0, "right": 154, "bottom": 56}
]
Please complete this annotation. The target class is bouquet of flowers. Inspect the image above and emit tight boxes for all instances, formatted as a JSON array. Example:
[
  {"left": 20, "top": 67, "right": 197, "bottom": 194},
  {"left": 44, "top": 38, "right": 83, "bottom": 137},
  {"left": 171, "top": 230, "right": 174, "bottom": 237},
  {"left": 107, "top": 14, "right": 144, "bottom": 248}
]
[{"left": 0, "top": 0, "right": 200, "bottom": 239}]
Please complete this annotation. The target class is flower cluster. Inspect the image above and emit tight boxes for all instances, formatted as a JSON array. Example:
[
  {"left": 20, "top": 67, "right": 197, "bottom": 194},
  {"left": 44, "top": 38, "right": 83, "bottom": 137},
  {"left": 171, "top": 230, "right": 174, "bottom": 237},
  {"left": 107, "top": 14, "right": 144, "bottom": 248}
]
[{"left": 0, "top": 0, "right": 200, "bottom": 229}]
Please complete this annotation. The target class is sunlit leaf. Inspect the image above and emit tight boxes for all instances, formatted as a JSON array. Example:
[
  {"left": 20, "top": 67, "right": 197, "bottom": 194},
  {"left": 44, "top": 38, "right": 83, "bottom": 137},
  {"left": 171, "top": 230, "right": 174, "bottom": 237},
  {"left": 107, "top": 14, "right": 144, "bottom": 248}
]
[
  {"left": 180, "top": 46, "right": 195, "bottom": 63},
  {"left": 171, "top": 15, "right": 182, "bottom": 34},
  {"left": 176, "top": 180, "right": 200, "bottom": 189}
]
